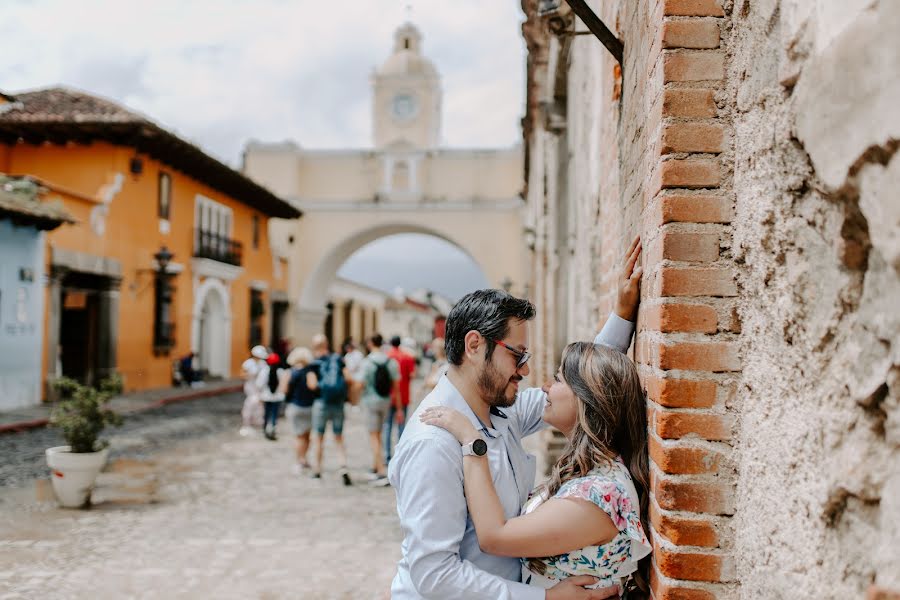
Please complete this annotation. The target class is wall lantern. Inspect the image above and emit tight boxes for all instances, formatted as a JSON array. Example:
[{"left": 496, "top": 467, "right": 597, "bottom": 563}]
[{"left": 538, "top": 0, "right": 623, "bottom": 67}]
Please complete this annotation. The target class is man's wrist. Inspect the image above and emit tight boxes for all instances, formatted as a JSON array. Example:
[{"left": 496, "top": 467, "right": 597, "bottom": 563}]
[{"left": 614, "top": 302, "right": 636, "bottom": 322}]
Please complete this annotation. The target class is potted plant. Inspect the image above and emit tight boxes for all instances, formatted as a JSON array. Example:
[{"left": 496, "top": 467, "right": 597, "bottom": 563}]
[{"left": 45, "top": 375, "right": 123, "bottom": 508}]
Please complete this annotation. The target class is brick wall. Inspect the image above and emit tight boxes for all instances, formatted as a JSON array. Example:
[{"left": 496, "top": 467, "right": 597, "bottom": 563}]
[{"left": 636, "top": 2, "right": 738, "bottom": 597}]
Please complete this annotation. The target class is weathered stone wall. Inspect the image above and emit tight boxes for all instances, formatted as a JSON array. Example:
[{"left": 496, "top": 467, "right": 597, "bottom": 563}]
[
  {"left": 523, "top": 0, "right": 898, "bottom": 597},
  {"left": 727, "top": 0, "right": 900, "bottom": 597}
]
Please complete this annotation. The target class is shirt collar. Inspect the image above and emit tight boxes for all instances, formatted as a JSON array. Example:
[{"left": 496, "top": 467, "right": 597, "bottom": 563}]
[{"left": 434, "top": 376, "right": 511, "bottom": 437}]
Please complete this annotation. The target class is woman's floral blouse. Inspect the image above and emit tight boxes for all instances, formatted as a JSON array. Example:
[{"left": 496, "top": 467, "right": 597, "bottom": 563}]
[{"left": 521, "top": 457, "right": 651, "bottom": 590}]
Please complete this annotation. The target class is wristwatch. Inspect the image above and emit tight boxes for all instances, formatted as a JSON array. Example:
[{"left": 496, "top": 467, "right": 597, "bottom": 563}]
[{"left": 461, "top": 437, "right": 488, "bottom": 457}]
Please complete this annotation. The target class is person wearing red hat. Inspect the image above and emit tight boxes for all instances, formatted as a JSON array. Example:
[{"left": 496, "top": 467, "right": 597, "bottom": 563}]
[{"left": 263, "top": 351, "right": 286, "bottom": 440}]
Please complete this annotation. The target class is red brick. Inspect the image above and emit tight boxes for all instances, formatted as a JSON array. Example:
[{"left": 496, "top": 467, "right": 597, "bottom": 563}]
[
  {"left": 659, "top": 266, "right": 737, "bottom": 297},
  {"left": 647, "top": 230, "right": 721, "bottom": 264},
  {"left": 649, "top": 435, "right": 725, "bottom": 474},
  {"left": 664, "top": 51, "right": 725, "bottom": 82},
  {"left": 662, "top": 19, "right": 720, "bottom": 49},
  {"left": 656, "top": 411, "right": 733, "bottom": 441},
  {"left": 658, "top": 158, "right": 721, "bottom": 189},
  {"left": 653, "top": 474, "right": 734, "bottom": 514},
  {"left": 651, "top": 567, "right": 717, "bottom": 600},
  {"left": 656, "top": 340, "right": 740, "bottom": 371},
  {"left": 650, "top": 500, "right": 720, "bottom": 546},
  {"left": 663, "top": 88, "right": 717, "bottom": 118},
  {"left": 649, "top": 193, "right": 733, "bottom": 225},
  {"left": 663, "top": 0, "right": 725, "bottom": 17},
  {"left": 655, "top": 541, "right": 723, "bottom": 582},
  {"left": 660, "top": 122, "right": 724, "bottom": 154},
  {"left": 644, "top": 375, "right": 718, "bottom": 408},
  {"left": 868, "top": 586, "right": 900, "bottom": 600},
  {"left": 642, "top": 303, "right": 718, "bottom": 333}
]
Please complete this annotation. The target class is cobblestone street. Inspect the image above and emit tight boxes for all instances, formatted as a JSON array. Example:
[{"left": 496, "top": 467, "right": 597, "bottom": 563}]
[{"left": 0, "top": 396, "right": 402, "bottom": 600}]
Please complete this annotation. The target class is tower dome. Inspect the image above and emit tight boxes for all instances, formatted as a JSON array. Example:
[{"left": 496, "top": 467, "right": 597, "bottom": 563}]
[{"left": 376, "top": 23, "right": 438, "bottom": 79}]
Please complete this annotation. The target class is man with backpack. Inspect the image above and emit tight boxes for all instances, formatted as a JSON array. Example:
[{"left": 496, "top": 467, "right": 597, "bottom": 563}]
[
  {"left": 384, "top": 335, "right": 417, "bottom": 465},
  {"left": 310, "top": 334, "right": 353, "bottom": 485},
  {"left": 360, "top": 333, "right": 400, "bottom": 487}
]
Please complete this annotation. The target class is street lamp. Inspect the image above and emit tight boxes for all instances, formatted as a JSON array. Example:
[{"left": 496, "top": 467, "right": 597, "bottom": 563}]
[{"left": 154, "top": 246, "right": 173, "bottom": 272}]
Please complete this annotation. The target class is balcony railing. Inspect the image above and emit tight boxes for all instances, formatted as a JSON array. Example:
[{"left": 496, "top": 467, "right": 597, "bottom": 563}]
[{"left": 194, "top": 229, "right": 243, "bottom": 266}]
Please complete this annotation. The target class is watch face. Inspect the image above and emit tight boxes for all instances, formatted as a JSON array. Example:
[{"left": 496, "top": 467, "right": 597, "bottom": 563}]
[
  {"left": 472, "top": 438, "right": 488, "bottom": 456},
  {"left": 392, "top": 93, "right": 417, "bottom": 120}
]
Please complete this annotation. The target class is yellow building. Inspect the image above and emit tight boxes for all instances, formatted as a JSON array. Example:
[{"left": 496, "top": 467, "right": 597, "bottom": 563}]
[{"left": 0, "top": 87, "right": 300, "bottom": 397}]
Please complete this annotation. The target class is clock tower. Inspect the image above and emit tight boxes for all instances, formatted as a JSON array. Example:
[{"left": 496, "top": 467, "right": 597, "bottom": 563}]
[{"left": 372, "top": 23, "right": 441, "bottom": 149}]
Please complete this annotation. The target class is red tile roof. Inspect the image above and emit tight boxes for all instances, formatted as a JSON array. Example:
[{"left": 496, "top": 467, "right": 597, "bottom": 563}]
[{"left": 0, "top": 87, "right": 301, "bottom": 219}]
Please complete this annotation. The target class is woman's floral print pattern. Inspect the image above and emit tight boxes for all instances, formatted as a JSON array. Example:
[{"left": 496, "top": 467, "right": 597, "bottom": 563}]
[{"left": 522, "top": 458, "right": 651, "bottom": 587}]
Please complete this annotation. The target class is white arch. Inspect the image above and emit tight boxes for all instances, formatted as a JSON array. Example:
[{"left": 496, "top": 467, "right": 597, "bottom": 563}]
[
  {"left": 191, "top": 277, "right": 232, "bottom": 377},
  {"left": 299, "top": 222, "right": 486, "bottom": 313}
]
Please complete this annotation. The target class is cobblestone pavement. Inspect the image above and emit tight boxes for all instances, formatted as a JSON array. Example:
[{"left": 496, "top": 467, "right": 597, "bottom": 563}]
[
  {"left": 0, "top": 399, "right": 402, "bottom": 599},
  {"left": 0, "top": 392, "right": 245, "bottom": 488}
]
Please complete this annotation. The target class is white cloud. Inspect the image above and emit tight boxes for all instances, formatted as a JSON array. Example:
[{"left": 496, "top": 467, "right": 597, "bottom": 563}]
[{"left": 0, "top": 0, "right": 526, "bottom": 165}]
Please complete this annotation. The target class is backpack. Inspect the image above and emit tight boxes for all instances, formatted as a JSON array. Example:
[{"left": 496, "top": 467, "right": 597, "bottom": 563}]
[
  {"left": 318, "top": 354, "right": 347, "bottom": 404},
  {"left": 373, "top": 358, "right": 394, "bottom": 398}
]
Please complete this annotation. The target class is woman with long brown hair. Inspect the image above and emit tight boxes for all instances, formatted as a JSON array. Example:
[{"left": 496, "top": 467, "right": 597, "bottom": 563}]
[{"left": 421, "top": 341, "right": 651, "bottom": 597}]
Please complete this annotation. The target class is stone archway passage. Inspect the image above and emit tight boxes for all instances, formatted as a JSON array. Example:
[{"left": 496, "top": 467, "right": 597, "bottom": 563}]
[{"left": 279, "top": 213, "right": 527, "bottom": 346}]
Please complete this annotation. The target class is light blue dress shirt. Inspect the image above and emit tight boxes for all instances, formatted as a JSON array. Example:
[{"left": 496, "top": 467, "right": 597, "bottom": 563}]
[{"left": 388, "top": 314, "right": 635, "bottom": 599}]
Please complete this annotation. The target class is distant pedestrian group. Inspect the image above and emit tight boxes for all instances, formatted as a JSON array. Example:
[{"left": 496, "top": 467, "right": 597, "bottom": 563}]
[{"left": 239, "top": 329, "right": 427, "bottom": 489}]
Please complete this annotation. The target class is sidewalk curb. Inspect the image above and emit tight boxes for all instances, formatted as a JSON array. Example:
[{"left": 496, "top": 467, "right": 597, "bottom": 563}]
[{"left": 0, "top": 383, "right": 243, "bottom": 436}]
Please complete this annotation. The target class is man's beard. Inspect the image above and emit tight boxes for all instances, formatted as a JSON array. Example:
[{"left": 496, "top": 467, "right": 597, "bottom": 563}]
[{"left": 477, "top": 358, "right": 519, "bottom": 408}]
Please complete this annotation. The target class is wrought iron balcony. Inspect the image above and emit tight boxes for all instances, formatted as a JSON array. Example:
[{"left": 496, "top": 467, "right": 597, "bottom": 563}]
[{"left": 193, "top": 229, "right": 243, "bottom": 266}]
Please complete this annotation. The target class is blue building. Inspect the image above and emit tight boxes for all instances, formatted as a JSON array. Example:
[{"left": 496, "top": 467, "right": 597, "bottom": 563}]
[{"left": 0, "top": 176, "right": 72, "bottom": 411}]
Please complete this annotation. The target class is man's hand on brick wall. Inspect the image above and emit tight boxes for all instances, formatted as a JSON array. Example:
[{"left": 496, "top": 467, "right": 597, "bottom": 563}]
[{"left": 614, "top": 234, "right": 643, "bottom": 322}]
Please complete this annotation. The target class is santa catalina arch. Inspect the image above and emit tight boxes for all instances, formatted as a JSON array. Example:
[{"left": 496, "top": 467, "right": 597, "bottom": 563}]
[{"left": 244, "top": 22, "right": 526, "bottom": 344}]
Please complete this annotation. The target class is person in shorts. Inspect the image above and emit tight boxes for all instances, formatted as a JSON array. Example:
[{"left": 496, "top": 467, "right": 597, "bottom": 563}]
[
  {"left": 359, "top": 333, "right": 400, "bottom": 486},
  {"left": 310, "top": 334, "right": 352, "bottom": 485},
  {"left": 281, "top": 347, "right": 318, "bottom": 473}
]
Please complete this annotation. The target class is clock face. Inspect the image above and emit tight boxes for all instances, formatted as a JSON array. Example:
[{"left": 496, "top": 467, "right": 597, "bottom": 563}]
[{"left": 392, "top": 93, "right": 417, "bottom": 120}]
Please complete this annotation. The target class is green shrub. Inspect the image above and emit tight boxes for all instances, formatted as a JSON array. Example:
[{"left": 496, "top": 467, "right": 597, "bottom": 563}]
[{"left": 49, "top": 375, "right": 124, "bottom": 453}]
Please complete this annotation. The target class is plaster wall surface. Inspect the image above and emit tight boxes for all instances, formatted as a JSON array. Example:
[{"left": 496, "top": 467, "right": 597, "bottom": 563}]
[
  {"left": 728, "top": 0, "right": 900, "bottom": 596},
  {"left": 0, "top": 221, "right": 45, "bottom": 410}
]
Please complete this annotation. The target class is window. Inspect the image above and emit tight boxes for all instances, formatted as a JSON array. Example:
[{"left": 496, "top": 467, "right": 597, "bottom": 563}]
[
  {"left": 249, "top": 289, "right": 265, "bottom": 347},
  {"left": 392, "top": 161, "right": 409, "bottom": 191},
  {"left": 193, "top": 196, "right": 241, "bottom": 265},
  {"left": 252, "top": 214, "right": 260, "bottom": 249},
  {"left": 158, "top": 172, "right": 171, "bottom": 220},
  {"left": 153, "top": 271, "right": 176, "bottom": 354}
]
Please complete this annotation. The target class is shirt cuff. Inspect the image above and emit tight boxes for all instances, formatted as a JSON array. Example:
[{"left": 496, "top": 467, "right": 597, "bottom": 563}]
[
  {"left": 593, "top": 312, "right": 635, "bottom": 354},
  {"left": 510, "top": 580, "right": 547, "bottom": 600}
]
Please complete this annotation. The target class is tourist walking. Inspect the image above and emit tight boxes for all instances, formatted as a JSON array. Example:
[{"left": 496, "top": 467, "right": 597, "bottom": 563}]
[
  {"left": 262, "top": 352, "right": 285, "bottom": 440},
  {"left": 281, "top": 347, "right": 318, "bottom": 472},
  {"left": 359, "top": 333, "right": 400, "bottom": 486},
  {"left": 342, "top": 337, "right": 365, "bottom": 406},
  {"left": 310, "top": 334, "right": 352, "bottom": 485},
  {"left": 384, "top": 335, "right": 416, "bottom": 464},
  {"left": 420, "top": 336, "right": 448, "bottom": 399},
  {"left": 239, "top": 345, "right": 269, "bottom": 436}
]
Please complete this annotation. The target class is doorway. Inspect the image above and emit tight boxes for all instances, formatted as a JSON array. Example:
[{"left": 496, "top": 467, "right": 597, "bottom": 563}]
[{"left": 198, "top": 286, "right": 228, "bottom": 379}]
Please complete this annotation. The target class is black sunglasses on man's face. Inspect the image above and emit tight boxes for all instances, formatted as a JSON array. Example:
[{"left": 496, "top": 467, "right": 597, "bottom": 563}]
[{"left": 486, "top": 337, "right": 531, "bottom": 370}]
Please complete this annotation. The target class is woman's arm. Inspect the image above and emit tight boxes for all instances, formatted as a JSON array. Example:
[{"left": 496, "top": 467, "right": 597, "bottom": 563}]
[
  {"left": 306, "top": 370, "right": 318, "bottom": 391},
  {"left": 420, "top": 408, "right": 618, "bottom": 558}
]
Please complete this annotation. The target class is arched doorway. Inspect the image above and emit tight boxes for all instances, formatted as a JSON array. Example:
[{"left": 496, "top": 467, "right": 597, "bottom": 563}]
[{"left": 192, "top": 278, "right": 231, "bottom": 378}]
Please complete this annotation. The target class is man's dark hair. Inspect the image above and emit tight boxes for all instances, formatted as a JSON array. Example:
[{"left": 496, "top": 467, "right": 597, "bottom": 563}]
[
  {"left": 369, "top": 333, "right": 384, "bottom": 348},
  {"left": 390, "top": 335, "right": 402, "bottom": 347},
  {"left": 444, "top": 289, "right": 535, "bottom": 366}
]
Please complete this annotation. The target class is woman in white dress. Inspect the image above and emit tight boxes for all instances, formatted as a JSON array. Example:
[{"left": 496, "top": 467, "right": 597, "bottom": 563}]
[{"left": 421, "top": 341, "right": 651, "bottom": 597}]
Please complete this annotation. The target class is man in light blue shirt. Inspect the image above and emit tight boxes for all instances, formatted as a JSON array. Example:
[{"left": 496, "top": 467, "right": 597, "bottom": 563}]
[{"left": 388, "top": 239, "right": 643, "bottom": 600}]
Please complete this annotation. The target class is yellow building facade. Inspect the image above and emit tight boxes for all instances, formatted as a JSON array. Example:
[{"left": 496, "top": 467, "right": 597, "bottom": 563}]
[{"left": 0, "top": 88, "right": 300, "bottom": 397}]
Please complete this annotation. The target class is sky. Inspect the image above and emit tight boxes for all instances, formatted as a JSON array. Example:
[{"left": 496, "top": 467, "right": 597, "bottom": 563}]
[{"left": 0, "top": 0, "right": 525, "bottom": 299}]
